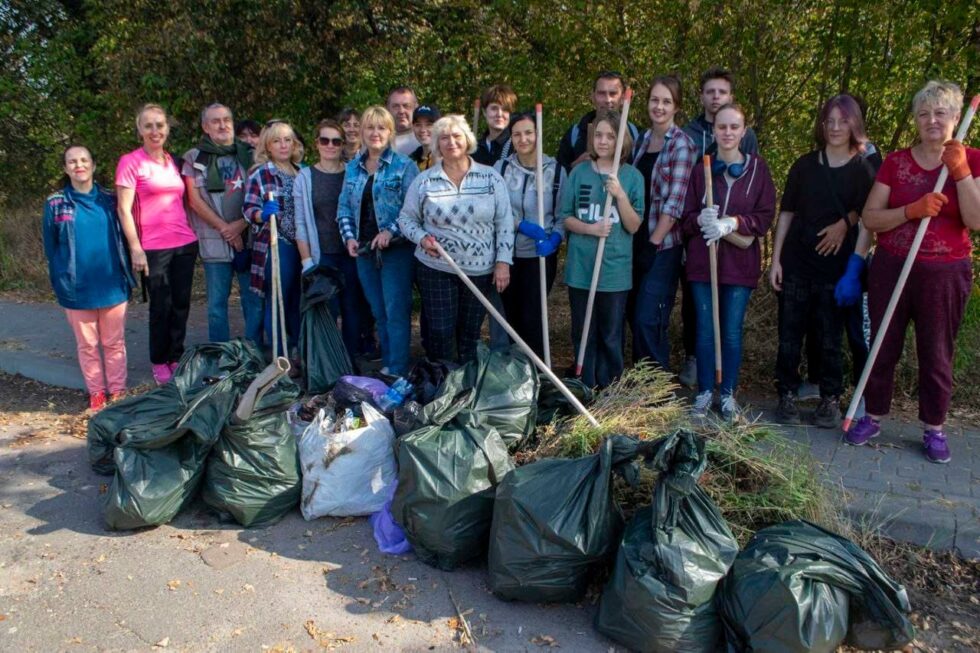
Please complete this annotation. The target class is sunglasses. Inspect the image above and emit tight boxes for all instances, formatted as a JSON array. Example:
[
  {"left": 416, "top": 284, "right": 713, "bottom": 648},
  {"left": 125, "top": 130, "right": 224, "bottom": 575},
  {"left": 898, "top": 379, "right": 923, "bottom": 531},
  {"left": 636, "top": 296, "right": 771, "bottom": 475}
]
[{"left": 318, "top": 136, "right": 344, "bottom": 147}]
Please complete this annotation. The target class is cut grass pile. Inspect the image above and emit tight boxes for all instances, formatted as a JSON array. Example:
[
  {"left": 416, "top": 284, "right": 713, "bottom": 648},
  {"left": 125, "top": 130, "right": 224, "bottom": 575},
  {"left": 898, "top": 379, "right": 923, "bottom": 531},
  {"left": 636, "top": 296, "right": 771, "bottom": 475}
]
[{"left": 528, "top": 362, "right": 844, "bottom": 544}]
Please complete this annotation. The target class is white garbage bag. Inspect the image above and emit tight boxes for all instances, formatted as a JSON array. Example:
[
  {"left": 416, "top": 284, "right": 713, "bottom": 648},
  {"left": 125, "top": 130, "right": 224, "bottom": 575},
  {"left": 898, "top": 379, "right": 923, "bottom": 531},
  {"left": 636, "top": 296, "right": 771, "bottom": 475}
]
[{"left": 298, "top": 403, "right": 396, "bottom": 519}]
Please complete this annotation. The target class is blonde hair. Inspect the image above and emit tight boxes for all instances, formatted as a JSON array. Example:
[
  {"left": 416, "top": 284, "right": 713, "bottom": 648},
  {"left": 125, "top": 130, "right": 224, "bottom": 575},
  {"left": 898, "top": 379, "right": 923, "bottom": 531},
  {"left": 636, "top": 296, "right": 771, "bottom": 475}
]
[
  {"left": 360, "top": 106, "right": 396, "bottom": 146},
  {"left": 587, "top": 110, "right": 633, "bottom": 162},
  {"left": 431, "top": 114, "right": 477, "bottom": 160},
  {"left": 912, "top": 80, "right": 963, "bottom": 115},
  {"left": 253, "top": 121, "right": 303, "bottom": 170},
  {"left": 135, "top": 103, "right": 168, "bottom": 130}
]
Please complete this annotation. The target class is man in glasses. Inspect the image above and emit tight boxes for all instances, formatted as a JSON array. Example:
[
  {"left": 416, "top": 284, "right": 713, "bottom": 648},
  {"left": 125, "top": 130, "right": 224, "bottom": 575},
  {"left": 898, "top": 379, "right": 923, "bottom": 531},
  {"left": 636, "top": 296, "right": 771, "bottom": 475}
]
[
  {"left": 182, "top": 103, "right": 262, "bottom": 344},
  {"left": 555, "top": 70, "right": 640, "bottom": 173},
  {"left": 387, "top": 85, "right": 421, "bottom": 156}
]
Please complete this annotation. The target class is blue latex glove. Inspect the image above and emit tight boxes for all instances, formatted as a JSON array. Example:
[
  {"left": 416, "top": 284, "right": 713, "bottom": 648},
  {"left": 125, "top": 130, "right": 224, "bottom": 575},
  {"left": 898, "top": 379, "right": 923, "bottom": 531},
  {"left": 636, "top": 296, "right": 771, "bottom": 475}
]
[
  {"left": 535, "top": 232, "right": 562, "bottom": 257},
  {"left": 259, "top": 198, "right": 279, "bottom": 223},
  {"left": 518, "top": 219, "right": 548, "bottom": 241},
  {"left": 834, "top": 254, "right": 866, "bottom": 306}
]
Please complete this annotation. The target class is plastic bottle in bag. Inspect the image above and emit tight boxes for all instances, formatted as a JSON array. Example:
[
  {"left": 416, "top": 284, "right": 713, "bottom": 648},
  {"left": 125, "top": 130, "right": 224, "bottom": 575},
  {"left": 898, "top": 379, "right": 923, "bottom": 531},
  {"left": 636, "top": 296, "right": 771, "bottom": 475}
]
[{"left": 377, "top": 378, "right": 413, "bottom": 413}]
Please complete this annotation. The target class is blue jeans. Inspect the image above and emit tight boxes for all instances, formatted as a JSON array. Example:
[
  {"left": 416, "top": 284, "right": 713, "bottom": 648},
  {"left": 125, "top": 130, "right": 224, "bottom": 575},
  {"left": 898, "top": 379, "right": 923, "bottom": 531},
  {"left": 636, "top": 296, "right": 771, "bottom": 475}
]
[
  {"left": 631, "top": 245, "right": 683, "bottom": 369},
  {"left": 203, "top": 261, "right": 263, "bottom": 343},
  {"left": 263, "top": 239, "right": 302, "bottom": 353},
  {"left": 689, "top": 282, "right": 753, "bottom": 395},
  {"left": 356, "top": 244, "right": 414, "bottom": 375}
]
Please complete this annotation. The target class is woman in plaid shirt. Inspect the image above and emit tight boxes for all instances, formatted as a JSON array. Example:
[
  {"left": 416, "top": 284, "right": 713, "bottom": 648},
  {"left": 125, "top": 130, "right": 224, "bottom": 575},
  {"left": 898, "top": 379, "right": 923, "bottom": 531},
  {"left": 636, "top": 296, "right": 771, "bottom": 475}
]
[
  {"left": 242, "top": 120, "right": 304, "bottom": 355},
  {"left": 629, "top": 75, "right": 696, "bottom": 370}
]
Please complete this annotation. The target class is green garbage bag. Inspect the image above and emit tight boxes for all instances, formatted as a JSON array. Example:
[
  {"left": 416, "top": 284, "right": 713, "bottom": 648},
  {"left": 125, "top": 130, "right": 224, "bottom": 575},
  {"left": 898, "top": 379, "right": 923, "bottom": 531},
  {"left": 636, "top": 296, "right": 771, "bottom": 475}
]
[
  {"left": 201, "top": 373, "right": 302, "bottom": 527},
  {"left": 425, "top": 344, "right": 539, "bottom": 451},
  {"left": 87, "top": 340, "right": 263, "bottom": 529},
  {"left": 488, "top": 435, "right": 642, "bottom": 603},
  {"left": 595, "top": 430, "right": 739, "bottom": 653},
  {"left": 716, "top": 520, "right": 915, "bottom": 653},
  {"left": 535, "top": 376, "right": 593, "bottom": 425},
  {"left": 300, "top": 264, "right": 353, "bottom": 393},
  {"left": 392, "top": 395, "right": 513, "bottom": 570}
]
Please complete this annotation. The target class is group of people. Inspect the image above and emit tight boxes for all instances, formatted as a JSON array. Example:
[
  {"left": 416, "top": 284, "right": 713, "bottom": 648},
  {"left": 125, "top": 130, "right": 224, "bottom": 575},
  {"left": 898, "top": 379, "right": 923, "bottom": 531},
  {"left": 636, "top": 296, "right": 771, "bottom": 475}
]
[{"left": 42, "top": 69, "right": 979, "bottom": 465}]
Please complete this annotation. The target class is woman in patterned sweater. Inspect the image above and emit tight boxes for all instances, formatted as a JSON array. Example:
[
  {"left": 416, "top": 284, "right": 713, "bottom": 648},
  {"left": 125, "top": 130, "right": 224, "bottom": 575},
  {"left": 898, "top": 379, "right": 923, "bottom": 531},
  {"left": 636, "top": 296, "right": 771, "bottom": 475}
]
[{"left": 398, "top": 114, "right": 514, "bottom": 363}]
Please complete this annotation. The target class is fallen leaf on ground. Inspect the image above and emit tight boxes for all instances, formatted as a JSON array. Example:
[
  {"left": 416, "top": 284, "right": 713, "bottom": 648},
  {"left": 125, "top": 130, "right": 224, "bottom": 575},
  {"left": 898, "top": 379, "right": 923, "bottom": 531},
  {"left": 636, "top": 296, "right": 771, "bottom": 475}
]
[
  {"left": 166, "top": 580, "right": 180, "bottom": 591},
  {"left": 304, "top": 620, "right": 355, "bottom": 648},
  {"left": 153, "top": 636, "right": 170, "bottom": 648},
  {"left": 242, "top": 584, "right": 255, "bottom": 592},
  {"left": 531, "top": 634, "right": 560, "bottom": 647}
]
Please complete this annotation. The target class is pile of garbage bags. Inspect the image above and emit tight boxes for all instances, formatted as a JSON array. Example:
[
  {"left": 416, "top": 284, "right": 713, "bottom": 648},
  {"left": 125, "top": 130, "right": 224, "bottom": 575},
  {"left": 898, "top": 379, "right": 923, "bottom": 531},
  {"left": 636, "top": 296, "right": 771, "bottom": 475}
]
[{"left": 86, "top": 337, "right": 915, "bottom": 652}]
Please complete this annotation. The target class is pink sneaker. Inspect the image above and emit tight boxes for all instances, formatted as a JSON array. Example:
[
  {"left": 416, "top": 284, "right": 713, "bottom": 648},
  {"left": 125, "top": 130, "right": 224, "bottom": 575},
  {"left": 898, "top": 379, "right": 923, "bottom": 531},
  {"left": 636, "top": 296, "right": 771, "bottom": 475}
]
[
  {"left": 88, "top": 392, "right": 107, "bottom": 412},
  {"left": 152, "top": 364, "right": 173, "bottom": 385}
]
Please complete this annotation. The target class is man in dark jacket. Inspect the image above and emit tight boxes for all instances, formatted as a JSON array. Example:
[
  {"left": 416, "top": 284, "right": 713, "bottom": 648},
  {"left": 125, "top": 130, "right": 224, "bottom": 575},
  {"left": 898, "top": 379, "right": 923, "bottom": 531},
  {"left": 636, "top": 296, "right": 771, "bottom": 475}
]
[
  {"left": 556, "top": 71, "right": 640, "bottom": 173},
  {"left": 682, "top": 67, "right": 759, "bottom": 157}
]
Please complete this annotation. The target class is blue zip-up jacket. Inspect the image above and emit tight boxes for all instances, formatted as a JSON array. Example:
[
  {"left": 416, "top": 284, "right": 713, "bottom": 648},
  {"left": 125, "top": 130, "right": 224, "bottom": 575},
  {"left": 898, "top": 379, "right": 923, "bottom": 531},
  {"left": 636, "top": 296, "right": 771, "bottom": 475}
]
[
  {"left": 42, "top": 183, "right": 136, "bottom": 309},
  {"left": 337, "top": 147, "right": 419, "bottom": 243}
]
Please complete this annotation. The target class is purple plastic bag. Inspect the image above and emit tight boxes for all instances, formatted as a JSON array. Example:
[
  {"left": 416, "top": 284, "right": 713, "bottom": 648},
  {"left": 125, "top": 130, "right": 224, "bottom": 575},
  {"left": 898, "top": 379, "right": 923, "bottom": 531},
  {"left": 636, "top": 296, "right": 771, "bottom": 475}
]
[
  {"left": 338, "top": 375, "right": 389, "bottom": 401},
  {"left": 369, "top": 485, "right": 413, "bottom": 555}
]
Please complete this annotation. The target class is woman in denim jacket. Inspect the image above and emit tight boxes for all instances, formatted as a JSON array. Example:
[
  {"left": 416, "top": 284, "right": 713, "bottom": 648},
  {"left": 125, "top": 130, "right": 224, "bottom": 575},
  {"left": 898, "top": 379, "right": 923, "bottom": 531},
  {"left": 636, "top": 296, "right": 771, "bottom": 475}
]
[
  {"left": 43, "top": 145, "right": 136, "bottom": 412},
  {"left": 338, "top": 106, "right": 420, "bottom": 376}
]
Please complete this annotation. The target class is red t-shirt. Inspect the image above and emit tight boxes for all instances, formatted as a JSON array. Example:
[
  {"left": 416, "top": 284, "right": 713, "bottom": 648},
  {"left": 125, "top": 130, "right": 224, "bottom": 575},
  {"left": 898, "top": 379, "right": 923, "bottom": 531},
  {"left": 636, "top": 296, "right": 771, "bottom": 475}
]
[{"left": 875, "top": 147, "right": 980, "bottom": 262}]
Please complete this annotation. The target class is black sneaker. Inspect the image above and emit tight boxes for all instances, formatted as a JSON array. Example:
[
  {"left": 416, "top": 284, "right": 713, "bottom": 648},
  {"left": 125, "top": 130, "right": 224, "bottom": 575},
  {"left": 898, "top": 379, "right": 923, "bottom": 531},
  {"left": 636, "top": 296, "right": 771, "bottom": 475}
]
[
  {"left": 814, "top": 396, "right": 841, "bottom": 429},
  {"left": 775, "top": 393, "right": 801, "bottom": 425}
]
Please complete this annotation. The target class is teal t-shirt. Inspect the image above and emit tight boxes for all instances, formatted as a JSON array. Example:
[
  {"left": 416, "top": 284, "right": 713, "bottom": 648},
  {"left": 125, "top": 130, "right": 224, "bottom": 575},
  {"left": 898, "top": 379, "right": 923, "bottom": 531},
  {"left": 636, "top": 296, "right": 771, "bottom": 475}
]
[{"left": 560, "top": 162, "right": 644, "bottom": 292}]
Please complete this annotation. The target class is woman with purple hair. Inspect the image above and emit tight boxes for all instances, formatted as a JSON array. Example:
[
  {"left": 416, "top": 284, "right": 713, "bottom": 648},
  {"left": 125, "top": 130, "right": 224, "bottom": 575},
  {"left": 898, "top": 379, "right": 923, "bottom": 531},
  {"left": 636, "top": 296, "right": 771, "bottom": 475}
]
[{"left": 769, "top": 94, "right": 878, "bottom": 428}]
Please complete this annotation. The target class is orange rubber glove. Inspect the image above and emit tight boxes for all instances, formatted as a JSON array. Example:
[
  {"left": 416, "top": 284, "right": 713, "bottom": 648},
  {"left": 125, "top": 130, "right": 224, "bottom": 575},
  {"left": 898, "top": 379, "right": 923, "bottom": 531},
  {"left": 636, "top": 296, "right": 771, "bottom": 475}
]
[
  {"left": 942, "top": 139, "right": 971, "bottom": 181},
  {"left": 904, "top": 192, "right": 949, "bottom": 220}
]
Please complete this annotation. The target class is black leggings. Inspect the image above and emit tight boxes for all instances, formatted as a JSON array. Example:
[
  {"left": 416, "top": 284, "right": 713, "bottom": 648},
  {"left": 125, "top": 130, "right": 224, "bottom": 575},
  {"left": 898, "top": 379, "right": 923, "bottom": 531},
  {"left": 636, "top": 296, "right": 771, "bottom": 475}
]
[{"left": 145, "top": 242, "right": 198, "bottom": 365}]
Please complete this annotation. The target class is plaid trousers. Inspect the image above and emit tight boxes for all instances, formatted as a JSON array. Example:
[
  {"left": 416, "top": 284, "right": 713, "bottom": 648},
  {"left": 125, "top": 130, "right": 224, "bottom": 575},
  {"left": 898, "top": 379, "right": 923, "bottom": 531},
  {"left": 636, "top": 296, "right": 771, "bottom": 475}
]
[{"left": 417, "top": 263, "right": 492, "bottom": 363}]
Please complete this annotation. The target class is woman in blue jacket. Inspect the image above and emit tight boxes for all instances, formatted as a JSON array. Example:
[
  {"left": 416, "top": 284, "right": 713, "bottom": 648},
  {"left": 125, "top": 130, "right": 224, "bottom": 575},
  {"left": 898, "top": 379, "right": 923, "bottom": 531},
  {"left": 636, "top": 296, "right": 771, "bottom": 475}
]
[
  {"left": 338, "top": 106, "right": 420, "bottom": 376},
  {"left": 43, "top": 145, "right": 136, "bottom": 412}
]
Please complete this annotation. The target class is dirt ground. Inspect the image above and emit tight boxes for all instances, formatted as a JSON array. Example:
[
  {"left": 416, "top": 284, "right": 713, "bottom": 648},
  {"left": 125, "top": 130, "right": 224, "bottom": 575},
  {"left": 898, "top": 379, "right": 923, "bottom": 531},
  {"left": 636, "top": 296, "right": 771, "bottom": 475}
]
[{"left": 1, "top": 371, "right": 978, "bottom": 652}]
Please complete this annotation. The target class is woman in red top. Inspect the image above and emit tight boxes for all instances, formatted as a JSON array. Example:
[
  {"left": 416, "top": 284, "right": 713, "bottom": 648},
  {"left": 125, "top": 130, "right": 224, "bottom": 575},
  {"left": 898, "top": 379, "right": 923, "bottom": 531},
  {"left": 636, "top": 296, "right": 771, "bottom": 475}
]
[{"left": 846, "top": 81, "right": 980, "bottom": 463}]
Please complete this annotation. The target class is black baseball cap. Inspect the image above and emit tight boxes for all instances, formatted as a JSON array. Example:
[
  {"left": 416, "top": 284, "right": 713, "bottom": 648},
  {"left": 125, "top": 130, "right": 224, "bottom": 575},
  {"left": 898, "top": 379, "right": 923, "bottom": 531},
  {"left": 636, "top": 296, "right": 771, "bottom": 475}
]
[{"left": 413, "top": 105, "right": 441, "bottom": 123}]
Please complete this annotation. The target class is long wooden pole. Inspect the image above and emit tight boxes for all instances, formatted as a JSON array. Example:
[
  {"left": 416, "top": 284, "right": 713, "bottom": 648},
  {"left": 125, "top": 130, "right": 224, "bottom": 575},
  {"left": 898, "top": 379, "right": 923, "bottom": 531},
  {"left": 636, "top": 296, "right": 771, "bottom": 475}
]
[
  {"left": 433, "top": 242, "right": 599, "bottom": 426},
  {"left": 703, "top": 156, "right": 723, "bottom": 385},
  {"left": 265, "top": 190, "right": 287, "bottom": 360},
  {"left": 842, "top": 94, "right": 980, "bottom": 431},
  {"left": 575, "top": 88, "right": 633, "bottom": 377},
  {"left": 535, "top": 102, "right": 552, "bottom": 368}
]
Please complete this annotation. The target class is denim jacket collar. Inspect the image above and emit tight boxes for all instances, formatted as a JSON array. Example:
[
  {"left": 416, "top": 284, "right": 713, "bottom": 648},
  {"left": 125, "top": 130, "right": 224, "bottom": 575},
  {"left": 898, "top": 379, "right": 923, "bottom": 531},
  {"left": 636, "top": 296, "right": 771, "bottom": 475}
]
[{"left": 355, "top": 146, "right": 395, "bottom": 174}]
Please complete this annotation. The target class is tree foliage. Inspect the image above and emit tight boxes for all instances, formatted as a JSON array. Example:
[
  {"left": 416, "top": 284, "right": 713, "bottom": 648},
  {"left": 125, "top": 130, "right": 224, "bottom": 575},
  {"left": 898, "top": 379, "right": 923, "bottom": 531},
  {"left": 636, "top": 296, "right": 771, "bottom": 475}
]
[{"left": 1, "top": 0, "right": 978, "bottom": 204}]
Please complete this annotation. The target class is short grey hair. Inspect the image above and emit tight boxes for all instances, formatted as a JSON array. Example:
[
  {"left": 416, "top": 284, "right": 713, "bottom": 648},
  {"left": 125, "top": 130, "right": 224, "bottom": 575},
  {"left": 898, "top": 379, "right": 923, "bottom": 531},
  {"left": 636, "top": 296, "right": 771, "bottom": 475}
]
[
  {"left": 912, "top": 80, "right": 963, "bottom": 115},
  {"left": 201, "top": 103, "right": 233, "bottom": 127},
  {"left": 431, "top": 114, "right": 477, "bottom": 160}
]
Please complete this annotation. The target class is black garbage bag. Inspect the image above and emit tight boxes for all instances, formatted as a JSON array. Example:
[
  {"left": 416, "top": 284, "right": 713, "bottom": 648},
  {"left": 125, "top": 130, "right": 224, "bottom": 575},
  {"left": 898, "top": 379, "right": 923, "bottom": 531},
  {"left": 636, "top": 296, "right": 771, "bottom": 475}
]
[
  {"left": 595, "top": 430, "right": 739, "bottom": 653},
  {"left": 391, "top": 400, "right": 423, "bottom": 436},
  {"left": 300, "top": 264, "right": 353, "bottom": 393},
  {"left": 406, "top": 358, "right": 458, "bottom": 404},
  {"left": 716, "top": 520, "right": 915, "bottom": 653},
  {"left": 392, "top": 393, "right": 513, "bottom": 570},
  {"left": 488, "top": 435, "right": 643, "bottom": 603},
  {"left": 427, "top": 344, "right": 539, "bottom": 451},
  {"left": 535, "top": 376, "right": 593, "bottom": 425},
  {"left": 87, "top": 339, "right": 263, "bottom": 529},
  {"left": 201, "top": 371, "right": 302, "bottom": 528}
]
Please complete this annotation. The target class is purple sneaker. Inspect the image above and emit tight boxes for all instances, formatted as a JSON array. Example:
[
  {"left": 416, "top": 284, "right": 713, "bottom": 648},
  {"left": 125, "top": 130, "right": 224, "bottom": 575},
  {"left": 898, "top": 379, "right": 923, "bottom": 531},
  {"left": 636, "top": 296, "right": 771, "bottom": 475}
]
[
  {"left": 923, "top": 429, "right": 951, "bottom": 464},
  {"left": 845, "top": 416, "right": 880, "bottom": 446}
]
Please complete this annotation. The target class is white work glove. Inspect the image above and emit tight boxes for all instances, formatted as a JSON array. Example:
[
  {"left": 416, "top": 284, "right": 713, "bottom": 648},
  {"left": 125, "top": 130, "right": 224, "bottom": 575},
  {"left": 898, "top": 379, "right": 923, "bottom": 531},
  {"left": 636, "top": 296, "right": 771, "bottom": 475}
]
[
  {"left": 301, "top": 257, "right": 315, "bottom": 274},
  {"left": 702, "top": 216, "right": 738, "bottom": 245},
  {"left": 697, "top": 205, "right": 719, "bottom": 227}
]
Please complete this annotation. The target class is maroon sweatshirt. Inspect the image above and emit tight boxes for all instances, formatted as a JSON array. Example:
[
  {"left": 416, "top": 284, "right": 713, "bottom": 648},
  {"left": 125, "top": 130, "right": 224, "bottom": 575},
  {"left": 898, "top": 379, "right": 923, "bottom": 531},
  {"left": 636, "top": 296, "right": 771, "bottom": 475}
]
[{"left": 682, "top": 154, "right": 777, "bottom": 288}]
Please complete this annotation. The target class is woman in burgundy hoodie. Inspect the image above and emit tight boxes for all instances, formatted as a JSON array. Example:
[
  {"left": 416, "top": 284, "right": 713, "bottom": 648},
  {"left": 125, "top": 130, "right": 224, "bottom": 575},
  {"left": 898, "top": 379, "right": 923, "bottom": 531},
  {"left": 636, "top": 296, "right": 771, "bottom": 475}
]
[{"left": 682, "top": 103, "right": 776, "bottom": 421}]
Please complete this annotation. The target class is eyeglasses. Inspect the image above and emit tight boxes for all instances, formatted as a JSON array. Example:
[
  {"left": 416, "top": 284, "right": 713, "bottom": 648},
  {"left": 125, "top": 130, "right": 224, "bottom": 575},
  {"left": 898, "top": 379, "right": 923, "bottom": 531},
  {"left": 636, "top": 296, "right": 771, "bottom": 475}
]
[{"left": 318, "top": 136, "right": 344, "bottom": 147}]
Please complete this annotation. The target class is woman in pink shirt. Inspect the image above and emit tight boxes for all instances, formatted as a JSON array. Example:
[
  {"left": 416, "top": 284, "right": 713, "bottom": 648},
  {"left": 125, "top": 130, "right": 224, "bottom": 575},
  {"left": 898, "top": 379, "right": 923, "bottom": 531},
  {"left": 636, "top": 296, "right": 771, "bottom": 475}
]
[{"left": 116, "top": 103, "right": 199, "bottom": 384}]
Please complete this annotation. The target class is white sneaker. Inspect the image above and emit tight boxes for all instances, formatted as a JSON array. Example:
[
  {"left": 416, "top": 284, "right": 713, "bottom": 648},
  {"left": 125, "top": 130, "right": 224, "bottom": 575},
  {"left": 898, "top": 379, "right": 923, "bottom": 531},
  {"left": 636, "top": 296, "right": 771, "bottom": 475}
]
[
  {"left": 720, "top": 393, "right": 741, "bottom": 423},
  {"left": 679, "top": 356, "right": 697, "bottom": 388},
  {"left": 379, "top": 366, "right": 392, "bottom": 376},
  {"left": 691, "top": 390, "right": 713, "bottom": 417}
]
